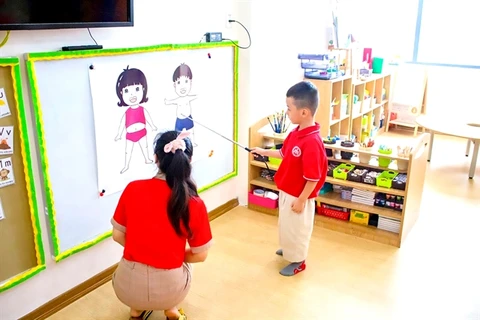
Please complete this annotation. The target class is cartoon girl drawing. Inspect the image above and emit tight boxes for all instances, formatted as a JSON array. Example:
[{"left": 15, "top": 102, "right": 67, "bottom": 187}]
[
  {"left": 164, "top": 63, "right": 198, "bottom": 146},
  {"left": 114, "top": 66, "right": 157, "bottom": 174}
]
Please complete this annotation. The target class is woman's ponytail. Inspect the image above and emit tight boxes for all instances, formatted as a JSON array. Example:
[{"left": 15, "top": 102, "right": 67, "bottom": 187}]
[
  {"left": 155, "top": 130, "right": 198, "bottom": 238},
  {"left": 165, "top": 150, "right": 196, "bottom": 237}
]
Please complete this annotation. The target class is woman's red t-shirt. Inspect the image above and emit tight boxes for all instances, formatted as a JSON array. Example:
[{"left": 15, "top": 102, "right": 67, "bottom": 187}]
[{"left": 111, "top": 177, "right": 213, "bottom": 269}]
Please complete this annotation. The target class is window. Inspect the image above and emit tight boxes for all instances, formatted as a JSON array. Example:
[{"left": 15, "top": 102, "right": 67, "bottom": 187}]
[
  {"left": 337, "top": 0, "right": 418, "bottom": 61},
  {"left": 337, "top": 0, "right": 478, "bottom": 68},
  {"left": 416, "top": 0, "right": 480, "bottom": 67}
]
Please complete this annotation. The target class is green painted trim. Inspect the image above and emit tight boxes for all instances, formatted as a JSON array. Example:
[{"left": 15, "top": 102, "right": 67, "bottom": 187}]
[
  {"left": 0, "top": 265, "right": 46, "bottom": 294},
  {"left": 26, "top": 41, "right": 236, "bottom": 61},
  {"left": 26, "top": 59, "right": 61, "bottom": 258},
  {"left": 26, "top": 41, "right": 239, "bottom": 260},
  {"left": 234, "top": 44, "right": 239, "bottom": 177},
  {"left": 196, "top": 44, "right": 239, "bottom": 193},
  {"left": 54, "top": 231, "right": 111, "bottom": 262},
  {"left": 13, "top": 62, "right": 46, "bottom": 265},
  {"left": 0, "top": 57, "right": 19, "bottom": 65},
  {"left": 0, "top": 59, "right": 46, "bottom": 293}
]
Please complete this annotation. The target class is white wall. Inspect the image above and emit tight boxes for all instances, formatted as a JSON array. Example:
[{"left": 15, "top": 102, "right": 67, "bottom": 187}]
[
  {"left": 247, "top": 0, "right": 330, "bottom": 125},
  {"left": 0, "top": 1, "right": 251, "bottom": 318}
]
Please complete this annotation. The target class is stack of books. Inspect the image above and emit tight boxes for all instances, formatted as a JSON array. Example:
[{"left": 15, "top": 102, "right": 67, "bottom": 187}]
[
  {"left": 378, "top": 216, "right": 401, "bottom": 234},
  {"left": 351, "top": 188, "right": 375, "bottom": 206}
]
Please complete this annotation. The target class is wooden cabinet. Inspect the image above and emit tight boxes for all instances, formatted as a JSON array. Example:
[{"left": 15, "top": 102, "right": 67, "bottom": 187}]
[
  {"left": 307, "top": 74, "right": 392, "bottom": 142},
  {"left": 247, "top": 117, "right": 430, "bottom": 248}
]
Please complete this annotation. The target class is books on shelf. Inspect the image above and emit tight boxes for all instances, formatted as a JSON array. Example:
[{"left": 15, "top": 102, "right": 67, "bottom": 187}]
[{"left": 351, "top": 188, "right": 375, "bottom": 206}]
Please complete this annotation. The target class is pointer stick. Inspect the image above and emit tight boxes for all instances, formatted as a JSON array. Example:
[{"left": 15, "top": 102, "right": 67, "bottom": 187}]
[{"left": 181, "top": 114, "right": 253, "bottom": 152}]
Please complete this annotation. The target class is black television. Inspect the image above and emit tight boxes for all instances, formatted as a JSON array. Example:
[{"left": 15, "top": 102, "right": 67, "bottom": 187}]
[{"left": 0, "top": 0, "right": 134, "bottom": 30}]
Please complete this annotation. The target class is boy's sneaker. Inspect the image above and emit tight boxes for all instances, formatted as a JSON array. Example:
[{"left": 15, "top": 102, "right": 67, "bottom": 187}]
[{"left": 279, "top": 261, "right": 306, "bottom": 276}]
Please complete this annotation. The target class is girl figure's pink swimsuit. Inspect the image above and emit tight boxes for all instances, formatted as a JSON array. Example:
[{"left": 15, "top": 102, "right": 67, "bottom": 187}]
[{"left": 125, "top": 106, "right": 147, "bottom": 142}]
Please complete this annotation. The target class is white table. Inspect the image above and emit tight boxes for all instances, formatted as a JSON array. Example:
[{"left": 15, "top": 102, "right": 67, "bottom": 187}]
[{"left": 416, "top": 115, "right": 480, "bottom": 179}]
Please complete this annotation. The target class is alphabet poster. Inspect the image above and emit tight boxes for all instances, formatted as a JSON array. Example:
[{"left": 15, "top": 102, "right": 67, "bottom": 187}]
[
  {"left": 0, "top": 88, "right": 12, "bottom": 119},
  {"left": 88, "top": 47, "right": 235, "bottom": 197},
  {"left": 0, "top": 126, "right": 14, "bottom": 155},
  {"left": 0, "top": 157, "right": 15, "bottom": 188}
]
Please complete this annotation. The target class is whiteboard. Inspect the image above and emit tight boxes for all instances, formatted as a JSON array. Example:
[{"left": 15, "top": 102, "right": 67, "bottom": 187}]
[{"left": 26, "top": 43, "right": 238, "bottom": 261}]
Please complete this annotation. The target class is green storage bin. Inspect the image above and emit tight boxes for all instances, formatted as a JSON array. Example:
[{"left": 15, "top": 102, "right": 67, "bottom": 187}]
[
  {"left": 333, "top": 163, "right": 355, "bottom": 180},
  {"left": 376, "top": 170, "right": 399, "bottom": 188}
]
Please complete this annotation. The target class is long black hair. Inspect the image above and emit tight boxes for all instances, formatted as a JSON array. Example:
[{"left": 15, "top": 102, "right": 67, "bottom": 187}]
[{"left": 154, "top": 130, "right": 198, "bottom": 237}]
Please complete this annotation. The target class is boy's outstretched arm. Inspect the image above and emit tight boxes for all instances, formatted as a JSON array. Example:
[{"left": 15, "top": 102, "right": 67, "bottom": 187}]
[
  {"left": 164, "top": 97, "right": 177, "bottom": 105},
  {"left": 250, "top": 147, "right": 281, "bottom": 158}
]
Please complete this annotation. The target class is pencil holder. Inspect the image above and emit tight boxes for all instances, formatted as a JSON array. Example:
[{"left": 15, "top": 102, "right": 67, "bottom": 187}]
[
  {"left": 396, "top": 159, "right": 408, "bottom": 171},
  {"left": 396, "top": 145, "right": 411, "bottom": 171},
  {"left": 358, "top": 146, "right": 372, "bottom": 164}
]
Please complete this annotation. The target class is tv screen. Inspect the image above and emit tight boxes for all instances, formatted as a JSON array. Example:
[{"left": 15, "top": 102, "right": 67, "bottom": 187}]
[{"left": 0, "top": 0, "right": 134, "bottom": 30}]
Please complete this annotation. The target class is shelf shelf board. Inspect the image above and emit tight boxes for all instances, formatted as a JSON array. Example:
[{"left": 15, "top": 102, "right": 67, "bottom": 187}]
[
  {"left": 324, "top": 141, "right": 408, "bottom": 161},
  {"left": 250, "top": 177, "right": 278, "bottom": 191},
  {"left": 330, "top": 113, "right": 350, "bottom": 126},
  {"left": 245, "top": 207, "right": 400, "bottom": 246},
  {"left": 325, "top": 177, "right": 406, "bottom": 196},
  {"left": 352, "top": 100, "right": 387, "bottom": 119},
  {"left": 250, "top": 160, "right": 279, "bottom": 171},
  {"left": 315, "top": 215, "right": 400, "bottom": 247},
  {"left": 327, "top": 155, "right": 407, "bottom": 173},
  {"left": 352, "top": 73, "right": 390, "bottom": 86},
  {"left": 249, "top": 164, "right": 406, "bottom": 196},
  {"left": 316, "top": 192, "right": 402, "bottom": 220}
]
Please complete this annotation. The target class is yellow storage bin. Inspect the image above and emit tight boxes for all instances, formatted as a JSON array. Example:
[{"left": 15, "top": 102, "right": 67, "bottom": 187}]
[{"left": 349, "top": 210, "right": 369, "bottom": 226}]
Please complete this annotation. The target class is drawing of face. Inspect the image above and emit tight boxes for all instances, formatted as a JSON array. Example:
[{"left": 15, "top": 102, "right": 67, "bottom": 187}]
[
  {"left": 174, "top": 76, "right": 192, "bottom": 97},
  {"left": 122, "top": 84, "right": 144, "bottom": 106}
]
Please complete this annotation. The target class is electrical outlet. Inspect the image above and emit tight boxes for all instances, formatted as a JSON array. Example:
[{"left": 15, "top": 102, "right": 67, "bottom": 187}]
[{"left": 225, "top": 13, "right": 232, "bottom": 29}]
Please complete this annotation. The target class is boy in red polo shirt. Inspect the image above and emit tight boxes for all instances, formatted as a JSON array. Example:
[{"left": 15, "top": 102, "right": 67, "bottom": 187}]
[{"left": 251, "top": 81, "right": 327, "bottom": 276}]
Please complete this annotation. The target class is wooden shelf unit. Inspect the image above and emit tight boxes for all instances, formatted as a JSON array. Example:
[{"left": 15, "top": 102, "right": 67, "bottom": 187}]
[
  {"left": 350, "top": 74, "right": 391, "bottom": 142},
  {"left": 308, "top": 76, "right": 353, "bottom": 138},
  {"left": 247, "top": 118, "right": 430, "bottom": 248},
  {"left": 306, "top": 74, "right": 391, "bottom": 143}
]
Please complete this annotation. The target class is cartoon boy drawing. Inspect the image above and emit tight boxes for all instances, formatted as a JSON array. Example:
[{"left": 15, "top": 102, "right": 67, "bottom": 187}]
[
  {"left": 114, "top": 66, "right": 157, "bottom": 174},
  {"left": 164, "top": 63, "right": 198, "bottom": 146}
]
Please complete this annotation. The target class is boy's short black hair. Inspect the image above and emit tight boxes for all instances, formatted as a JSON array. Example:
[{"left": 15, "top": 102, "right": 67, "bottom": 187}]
[{"left": 286, "top": 81, "right": 319, "bottom": 115}]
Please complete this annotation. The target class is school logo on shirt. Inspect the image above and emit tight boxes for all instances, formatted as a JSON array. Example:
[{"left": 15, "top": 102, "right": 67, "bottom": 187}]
[{"left": 292, "top": 146, "right": 301, "bottom": 157}]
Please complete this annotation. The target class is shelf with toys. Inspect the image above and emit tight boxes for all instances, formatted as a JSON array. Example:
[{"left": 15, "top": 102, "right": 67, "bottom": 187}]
[
  {"left": 350, "top": 74, "right": 391, "bottom": 143},
  {"left": 297, "top": 53, "right": 392, "bottom": 143},
  {"left": 248, "top": 117, "right": 430, "bottom": 248}
]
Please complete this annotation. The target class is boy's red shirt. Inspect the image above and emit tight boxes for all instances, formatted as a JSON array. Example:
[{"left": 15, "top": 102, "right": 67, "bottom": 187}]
[{"left": 274, "top": 123, "right": 327, "bottom": 199}]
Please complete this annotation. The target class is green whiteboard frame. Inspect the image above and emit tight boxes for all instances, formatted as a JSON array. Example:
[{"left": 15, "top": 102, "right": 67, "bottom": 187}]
[
  {"left": 0, "top": 57, "right": 46, "bottom": 293},
  {"left": 25, "top": 42, "right": 239, "bottom": 262}
]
